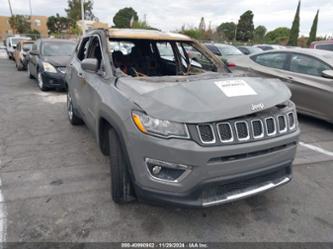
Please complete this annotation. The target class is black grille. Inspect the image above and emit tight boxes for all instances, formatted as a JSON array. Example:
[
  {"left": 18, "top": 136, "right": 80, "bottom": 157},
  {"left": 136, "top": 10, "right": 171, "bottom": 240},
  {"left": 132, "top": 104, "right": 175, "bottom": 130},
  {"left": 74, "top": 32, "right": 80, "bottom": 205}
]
[
  {"left": 194, "top": 107, "right": 297, "bottom": 146},
  {"left": 278, "top": 116, "right": 286, "bottom": 131},
  {"left": 198, "top": 125, "right": 214, "bottom": 143},
  {"left": 266, "top": 118, "right": 275, "bottom": 134},
  {"left": 235, "top": 122, "right": 248, "bottom": 140},
  {"left": 218, "top": 123, "right": 233, "bottom": 142},
  {"left": 288, "top": 113, "right": 295, "bottom": 128},
  {"left": 252, "top": 120, "right": 263, "bottom": 137}
]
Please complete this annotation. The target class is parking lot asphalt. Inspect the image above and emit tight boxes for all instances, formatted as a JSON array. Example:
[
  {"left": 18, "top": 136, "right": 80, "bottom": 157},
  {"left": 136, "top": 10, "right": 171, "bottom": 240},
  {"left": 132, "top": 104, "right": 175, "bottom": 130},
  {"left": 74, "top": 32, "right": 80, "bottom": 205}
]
[{"left": 0, "top": 58, "right": 333, "bottom": 242}]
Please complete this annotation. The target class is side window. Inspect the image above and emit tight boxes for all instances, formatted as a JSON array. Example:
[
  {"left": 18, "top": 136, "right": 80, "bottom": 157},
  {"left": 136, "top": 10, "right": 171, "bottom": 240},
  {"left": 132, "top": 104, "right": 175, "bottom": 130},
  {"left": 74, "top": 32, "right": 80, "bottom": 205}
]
[
  {"left": 156, "top": 42, "right": 175, "bottom": 62},
  {"left": 86, "top": 36, "right": 104, "bottom": 71},
  {"left": 77, "top": 37, "right": 90, "bottom": 61},
  {"left": 289, "top": 54, "right": 331, "bottom": 77},
  {"left": 16, "top": 43, "right": 20, "bottom": 51},
  {"left": 253, "top": 53, "right": 288, "bottom": 70},
  {"left": 316, "top": 44, "right": 333, "bottom": 52},
  {"left": 32, "top": 43, "right": 37, "bottom": 51}
]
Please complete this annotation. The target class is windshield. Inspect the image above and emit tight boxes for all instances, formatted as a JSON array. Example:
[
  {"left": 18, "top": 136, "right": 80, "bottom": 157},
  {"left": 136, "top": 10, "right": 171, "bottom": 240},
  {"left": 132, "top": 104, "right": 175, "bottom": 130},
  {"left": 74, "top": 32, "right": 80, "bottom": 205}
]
[
  {"left": 42, "top": 41, "right": 76, "bottom": 56},
  {"left": 23, "top": 43, "right": 33, "bottom": 52},
  {"left": 216, "top": 45, "right": 243, "bottom": 56},
  {"left": 11, "top": 38, "right": 25, "bottom": 46},
  {"left": 109, "top": 39, "right": 224, "bottom": 77}
]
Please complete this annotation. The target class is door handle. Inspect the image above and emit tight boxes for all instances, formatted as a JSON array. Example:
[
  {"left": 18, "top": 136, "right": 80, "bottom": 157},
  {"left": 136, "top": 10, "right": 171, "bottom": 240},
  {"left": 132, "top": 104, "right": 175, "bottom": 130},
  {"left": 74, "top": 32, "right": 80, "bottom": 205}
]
[{"left": 285, "top": 76, "right": 294, "bottom": 82}]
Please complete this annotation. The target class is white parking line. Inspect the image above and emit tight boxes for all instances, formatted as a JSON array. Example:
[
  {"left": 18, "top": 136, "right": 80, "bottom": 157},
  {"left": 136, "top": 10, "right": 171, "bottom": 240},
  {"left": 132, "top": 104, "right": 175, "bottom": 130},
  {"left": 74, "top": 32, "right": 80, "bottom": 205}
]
[
  {"left": 299, "top": 142, "right": 333, "bottom": 157},
  {"left": 0, "top": 177, "right": 7, "bottom": 242}
]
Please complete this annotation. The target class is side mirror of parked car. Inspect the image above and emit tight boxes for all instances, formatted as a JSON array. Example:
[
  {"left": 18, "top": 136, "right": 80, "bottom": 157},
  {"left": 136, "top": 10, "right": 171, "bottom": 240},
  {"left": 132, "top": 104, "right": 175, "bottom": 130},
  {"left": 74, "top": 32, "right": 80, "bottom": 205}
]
[
  {"left": 321, "top": 70, "right": 333, "bottom": 79},
  {"left": 81, "top": 58, "right": 98, "bottom": 72},
  {"left": 30, "top": 50, "right": 39, "bottom": 56}
]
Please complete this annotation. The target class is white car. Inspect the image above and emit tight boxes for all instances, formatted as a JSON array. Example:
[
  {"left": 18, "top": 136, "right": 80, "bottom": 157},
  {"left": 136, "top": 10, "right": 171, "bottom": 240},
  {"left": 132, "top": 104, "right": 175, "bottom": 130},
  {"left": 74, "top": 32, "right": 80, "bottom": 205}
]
[
  {"left": 5, "top": 36, "right": 31, "bottom": 60},
  {"left": 0, "top": 45, "right": 8, "bottom": 59}
]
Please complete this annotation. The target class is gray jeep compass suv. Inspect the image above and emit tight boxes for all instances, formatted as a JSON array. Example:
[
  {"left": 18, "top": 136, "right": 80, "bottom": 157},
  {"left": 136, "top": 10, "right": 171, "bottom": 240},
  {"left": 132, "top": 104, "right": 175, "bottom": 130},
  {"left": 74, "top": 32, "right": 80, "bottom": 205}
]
[{"left": 65, "top": 29, "right": 300, "bottom": 207}]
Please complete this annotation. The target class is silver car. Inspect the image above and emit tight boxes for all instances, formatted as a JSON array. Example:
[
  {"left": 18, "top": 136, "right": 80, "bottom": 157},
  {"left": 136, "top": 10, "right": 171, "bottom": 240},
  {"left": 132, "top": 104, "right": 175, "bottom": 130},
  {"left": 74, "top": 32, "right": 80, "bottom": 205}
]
[
  {"left": 65, "top": 29, "right": 299, "bottom": 207},
  {"left": 230, "top": 48, "right": 333, "bottom": 123}
]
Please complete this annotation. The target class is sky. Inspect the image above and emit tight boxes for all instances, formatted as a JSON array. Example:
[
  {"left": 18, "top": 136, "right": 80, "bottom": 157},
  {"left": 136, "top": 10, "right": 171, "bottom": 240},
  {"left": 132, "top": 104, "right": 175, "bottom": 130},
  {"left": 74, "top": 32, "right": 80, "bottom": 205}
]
[{"left": 1, "top": 0, "right": 332, "bottom": 36}]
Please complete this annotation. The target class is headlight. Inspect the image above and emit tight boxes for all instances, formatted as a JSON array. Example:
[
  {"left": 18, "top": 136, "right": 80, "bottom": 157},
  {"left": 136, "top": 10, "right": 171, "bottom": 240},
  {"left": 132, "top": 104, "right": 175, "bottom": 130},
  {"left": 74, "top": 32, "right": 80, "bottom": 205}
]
[
  {"left": 42, "top": 62, "right": 57, "bottom": 73},
  {"left": 132, "top": 111, "right": 190, "bottom": 139}
]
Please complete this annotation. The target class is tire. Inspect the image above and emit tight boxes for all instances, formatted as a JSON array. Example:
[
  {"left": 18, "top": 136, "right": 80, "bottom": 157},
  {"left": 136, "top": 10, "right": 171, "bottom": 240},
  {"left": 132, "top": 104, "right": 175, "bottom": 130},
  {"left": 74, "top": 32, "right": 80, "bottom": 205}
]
[
  {"left": 16, "top": 61, "right": 24, "bottom": 71},
  {"left": 27, "top": 64, "right": 33, "bottom": 79},
  {"left": 67, "top": 91, "right": 84, "bottom": 125},
  {"left": 109, "top": 129, "right": 135, "bottom": 203},
  {"left": 37, "top": 70, "right": 47, "bottom": 91}
]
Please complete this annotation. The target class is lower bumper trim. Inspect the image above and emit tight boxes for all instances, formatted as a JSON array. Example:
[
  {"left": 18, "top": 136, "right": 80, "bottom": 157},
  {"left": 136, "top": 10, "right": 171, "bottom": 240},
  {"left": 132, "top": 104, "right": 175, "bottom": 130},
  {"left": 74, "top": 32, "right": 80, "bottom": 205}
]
[{"left": 202, "top": 176, "right": 290, "bottom": 207}]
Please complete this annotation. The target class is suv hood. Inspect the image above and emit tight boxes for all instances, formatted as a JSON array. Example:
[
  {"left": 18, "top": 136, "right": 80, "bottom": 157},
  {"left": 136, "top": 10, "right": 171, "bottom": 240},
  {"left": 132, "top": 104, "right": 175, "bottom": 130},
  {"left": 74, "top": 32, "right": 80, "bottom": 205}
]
[
  {"left": 43, "top": 56, "right": 71, "bottom": 67},
  {"left": 117, "top": 75, "right": 291, "bottom": 123}
]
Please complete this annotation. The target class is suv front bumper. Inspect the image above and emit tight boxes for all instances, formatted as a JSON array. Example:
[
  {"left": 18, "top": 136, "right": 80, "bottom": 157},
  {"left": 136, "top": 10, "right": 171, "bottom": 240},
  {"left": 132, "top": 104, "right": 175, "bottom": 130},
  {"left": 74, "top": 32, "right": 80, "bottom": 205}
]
[{"left": 125, "top": 123, "right": 299, "bottom": 207}]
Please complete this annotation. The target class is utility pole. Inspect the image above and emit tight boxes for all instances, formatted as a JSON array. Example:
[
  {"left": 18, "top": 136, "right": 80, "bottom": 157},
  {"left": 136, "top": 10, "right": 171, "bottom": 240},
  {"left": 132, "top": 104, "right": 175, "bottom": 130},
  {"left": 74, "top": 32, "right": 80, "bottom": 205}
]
[
  {"left": 7, "top": 0, "right": 13, "bottom": 16},
  {"left": 81, "top": 0, "right": 85, "bottom": 35},
  {"left": 29, "top": 0, "right": 32, "bottom": 16},
  {"left": 29, "top": 0, "right": 33, "bottom": 33}
]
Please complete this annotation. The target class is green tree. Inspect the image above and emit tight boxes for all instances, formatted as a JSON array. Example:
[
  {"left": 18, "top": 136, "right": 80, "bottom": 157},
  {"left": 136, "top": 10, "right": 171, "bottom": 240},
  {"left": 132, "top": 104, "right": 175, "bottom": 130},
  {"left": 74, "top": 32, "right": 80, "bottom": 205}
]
[
  {"left": 8, "top": 15, "right": 31, "bottom": 34},
  {"left": 26, "top": 29, "right": 40, "bottom": 40},
  {"left": 265, "top": 27, "right": 290, "bottom": 44},
  {"left": 132, "top": 20, "right": 155, "bottom": 30},
  {"left": 217, "top": 22, "right": 236, "bottom": 41},
  {"left": 65, "top": 0, "right": 95, "bottom": 21},
  {"left": 236, "top": 10, "right": 254, "bottom": 42},
  {"left": 47, "top": 13, "right": 72, "bottom": 34},
  {"left": 254, "top": 25, "right": 267, "bottom": 43},
  {"left": 307, "top": 10, "right": 319, "bottom": 47},
  {"left": 288, "top": 0, "right": 301, "bottom": 46},
  {"left": 113, "top": 7, "right": 138, "bottom": 28},
  {"left": 180, "top": 28, "right": 203, "bottom": 40},
  {"left": 199, "top": 17, "right": 206, "bottom": 31}
]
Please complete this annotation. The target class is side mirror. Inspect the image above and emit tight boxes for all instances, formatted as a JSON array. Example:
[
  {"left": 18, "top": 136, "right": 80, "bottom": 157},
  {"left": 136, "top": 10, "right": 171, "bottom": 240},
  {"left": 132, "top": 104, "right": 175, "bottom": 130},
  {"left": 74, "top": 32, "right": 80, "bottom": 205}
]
[
  {"left": 81, "top": 58, "right": 98, "bottom": 72},
  {"left": 322, "top": 70, "right": 333, "bottom": 79},
  {"left": 30, "top": 50, "right": 39, "bottom": 56}
]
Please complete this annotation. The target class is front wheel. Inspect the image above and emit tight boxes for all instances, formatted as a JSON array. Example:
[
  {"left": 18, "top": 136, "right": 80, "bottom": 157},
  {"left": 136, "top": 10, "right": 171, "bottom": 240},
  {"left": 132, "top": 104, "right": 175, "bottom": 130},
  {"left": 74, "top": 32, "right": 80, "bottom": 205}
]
[
  {"left": 109, "top": 129, "right": 135, "bottom": 203},
  {"left": 37, "top": 70, "right": 47, "bottom": 91},
  {"left": 16, "top": 60, "right": 24, "bottom": 71},
  {"left": 27, "top": 63, "right": 33, "bottom": 79},
  {"left": 67, "top": 91, "right": 83, "bottom": 125}
]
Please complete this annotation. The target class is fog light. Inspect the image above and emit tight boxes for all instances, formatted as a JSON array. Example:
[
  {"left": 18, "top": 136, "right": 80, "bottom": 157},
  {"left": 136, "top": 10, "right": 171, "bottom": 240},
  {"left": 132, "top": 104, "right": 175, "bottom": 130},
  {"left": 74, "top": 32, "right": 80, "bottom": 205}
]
[
  {"left": 145, "top": 158, "right": 191, "bottom": 183},
  {"left": 152, "top": 166, "right": 162, "bottom": 175}
]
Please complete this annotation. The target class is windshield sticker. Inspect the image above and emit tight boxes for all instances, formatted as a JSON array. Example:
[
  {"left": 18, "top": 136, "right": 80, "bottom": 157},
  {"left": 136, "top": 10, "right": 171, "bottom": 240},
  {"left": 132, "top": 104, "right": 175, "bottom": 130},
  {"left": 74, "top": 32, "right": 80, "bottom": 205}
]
[{"left": 215, "top": 80, "right": 257, "bottom": 97}]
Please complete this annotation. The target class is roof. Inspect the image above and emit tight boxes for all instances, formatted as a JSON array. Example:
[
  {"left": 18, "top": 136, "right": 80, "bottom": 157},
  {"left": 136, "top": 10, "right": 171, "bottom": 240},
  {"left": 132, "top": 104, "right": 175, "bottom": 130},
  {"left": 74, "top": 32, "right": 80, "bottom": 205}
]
[
  {"left": 311, "top": 39, "right": 333, "bottom": 45},
  {"left": 18, "top": 40, "right": 34, "bottom": 44},
  {"left": 39, "top": 38, "right": 76, "bottom": 43},
  {"left": 107, "top": 28, "right": 192, "bottom": 41},
  {"left": 205, "top": 43, "right": 234, "bottom": 48}
]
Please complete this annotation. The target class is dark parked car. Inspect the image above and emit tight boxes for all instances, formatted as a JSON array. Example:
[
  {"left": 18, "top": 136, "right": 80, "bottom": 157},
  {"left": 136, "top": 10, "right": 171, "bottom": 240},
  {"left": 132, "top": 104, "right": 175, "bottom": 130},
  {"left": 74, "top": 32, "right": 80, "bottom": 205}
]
[
  {"left": 27, "top": 39, "right": 76, "bottom": 91},
  {"left": 65, "top": 29, "right": 299, "bottom": 207},
  {"left": 230, "top": 48, "right": 333, "bottom": 123},
  {"left": 238, "top": 46, "right": 263, "bottom": 55},
  {"left": 205, "top": 43, "right": 243, "bottom": 59},
  {"left": 205, "top": 43, "right": 243, "bottom": 67}
]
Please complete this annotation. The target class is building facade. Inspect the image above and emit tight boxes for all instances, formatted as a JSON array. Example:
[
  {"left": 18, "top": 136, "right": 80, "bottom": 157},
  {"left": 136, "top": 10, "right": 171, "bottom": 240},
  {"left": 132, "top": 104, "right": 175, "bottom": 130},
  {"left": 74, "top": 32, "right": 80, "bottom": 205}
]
[{"left": 0, "top": 15, "right": 48, "bottom": 41}]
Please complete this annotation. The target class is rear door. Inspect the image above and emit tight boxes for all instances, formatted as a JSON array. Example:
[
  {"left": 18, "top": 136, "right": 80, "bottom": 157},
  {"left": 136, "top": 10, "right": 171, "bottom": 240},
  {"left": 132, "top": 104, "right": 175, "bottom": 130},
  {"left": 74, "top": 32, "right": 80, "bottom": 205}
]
[
  {"left": 250, "top": 52, "right": 290, "bottom": 80},
  {"left": 283, "top": 53, "right": 333, "bottom": 120}
]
